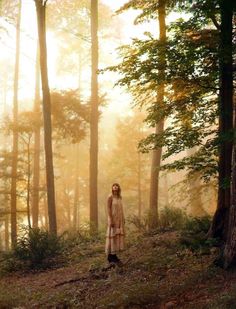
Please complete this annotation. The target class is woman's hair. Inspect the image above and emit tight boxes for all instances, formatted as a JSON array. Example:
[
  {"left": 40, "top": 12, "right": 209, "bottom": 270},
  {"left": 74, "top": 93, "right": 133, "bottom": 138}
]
[{"left": 111, "top": 183, "right": 122, "bottom": 198}]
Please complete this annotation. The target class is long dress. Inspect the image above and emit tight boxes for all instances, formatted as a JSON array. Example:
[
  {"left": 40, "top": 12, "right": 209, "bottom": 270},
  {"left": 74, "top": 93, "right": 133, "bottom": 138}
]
[{"left": 105, "top": 195, "right": 125, "bottom": 255}]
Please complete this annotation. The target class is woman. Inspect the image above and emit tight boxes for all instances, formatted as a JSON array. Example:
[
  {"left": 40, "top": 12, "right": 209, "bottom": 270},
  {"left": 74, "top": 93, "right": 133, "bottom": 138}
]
[{"left": 105, "top": 183, "right": 125, "bottom": 265}]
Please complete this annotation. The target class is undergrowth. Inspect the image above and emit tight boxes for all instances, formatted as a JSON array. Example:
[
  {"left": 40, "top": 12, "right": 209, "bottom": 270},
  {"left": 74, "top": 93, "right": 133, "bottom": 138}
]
[{"left": 1, "top": 227, "right": 62, "bottom": 272}]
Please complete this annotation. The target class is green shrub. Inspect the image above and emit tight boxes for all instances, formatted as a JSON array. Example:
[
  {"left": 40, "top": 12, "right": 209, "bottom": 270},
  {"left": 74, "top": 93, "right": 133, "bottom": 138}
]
[
  {"left": 183, "top": 216, "right": 211, "bottom": 234},
  {"left": 180, "top": 216, "right": 218, "bottom": 252},
  {"left": 128, "top": 207, "right": 188, "bottom": 233},
  {"left": 159, "top": 206, "right": 188, "bottom": 230},
  {"left": 13, "top": 227, "right": 62, "bottom": 269}
]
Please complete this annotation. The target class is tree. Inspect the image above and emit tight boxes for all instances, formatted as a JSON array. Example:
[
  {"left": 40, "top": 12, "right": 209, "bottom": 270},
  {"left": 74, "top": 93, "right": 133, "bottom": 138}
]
[
  {"left": 114, "top": 0, "right": 168, "bottom": 228},
  {"left": 50, "top": 90, "right": 89, "bottom": 232},
  {"left": 90, "top": 0, "right": 99, "bottom": 231},
  {"left": 16, "top": 112, "right": 40, "bottom": 229},
  {"left": 110, "top": 0, "right": 222, "bottom": 225},
  {"left": 149, "top": 0, "right": 166, "bottom": 229},
  {"left": 34, "top": 0, "right": 57, "bottom": 235},
  {"left": 32, "top": 46, "right": 41, "bottom": 228},
  {"left": 10, "top": 0, "right": 22, "bottom": 246},
  {"left": 219, "top": 0, "right": 235, "bottom": 268},
  {"left": 73, "top": 144, "right": 80, "bottom": 230},
  {"left": 208, "top": 0, "right": 234, "bottom": 240}
]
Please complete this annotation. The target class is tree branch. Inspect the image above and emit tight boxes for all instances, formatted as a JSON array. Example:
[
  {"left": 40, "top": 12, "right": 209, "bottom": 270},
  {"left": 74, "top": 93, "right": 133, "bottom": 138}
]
[{"left": 209, "top": 14, "right": 220, "bottom": 30}]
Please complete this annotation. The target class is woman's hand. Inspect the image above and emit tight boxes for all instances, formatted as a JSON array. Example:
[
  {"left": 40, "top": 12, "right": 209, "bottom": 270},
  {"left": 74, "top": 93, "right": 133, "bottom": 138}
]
[{"left": 110, "top": 221, "right": 115, "bottom": 228}]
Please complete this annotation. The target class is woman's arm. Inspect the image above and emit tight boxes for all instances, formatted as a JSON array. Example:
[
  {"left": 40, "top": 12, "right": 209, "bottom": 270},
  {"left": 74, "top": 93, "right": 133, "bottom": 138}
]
[{"left": 107, "top": 196, "right": 114, "bottom": 227}]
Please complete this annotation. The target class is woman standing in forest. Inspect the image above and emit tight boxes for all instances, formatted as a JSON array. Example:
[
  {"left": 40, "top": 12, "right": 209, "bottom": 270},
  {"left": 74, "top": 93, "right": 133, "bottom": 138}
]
[{"left": 105, "top": 183, "right": 125, "bottom": 265}]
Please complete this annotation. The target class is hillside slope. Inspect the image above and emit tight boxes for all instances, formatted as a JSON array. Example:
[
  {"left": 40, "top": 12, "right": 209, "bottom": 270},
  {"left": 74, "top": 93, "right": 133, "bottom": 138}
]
[{"left": 0, "top": 231, "right": 236, "bottom": 308}]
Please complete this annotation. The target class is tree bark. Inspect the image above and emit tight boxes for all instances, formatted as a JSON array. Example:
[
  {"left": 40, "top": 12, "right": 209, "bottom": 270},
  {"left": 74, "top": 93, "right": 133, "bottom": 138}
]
[
  {"left": 27, "top": 137, "right": 32, "bottom": 229},
  {"left": 208, "top": 0, "right": 233, "bottom": 241},
  {"left": 138, "top": 151, "right": 142, "bottom": 219},
  {"left": 221, "top": 0, "right": 235, "bottom": 268},
  {"left": 73, "top": 144, "right": 80, "bottom": 230},
  {"left": 89, "top": 0, "right": 99, "bottom": 231},
  {"left": 163, "top": 173, "right": 169, "bottom": 207},
  {"left": 35, "top": 0, "right": 57, "bottom": 235},
  {"left": 10, "top": 0, "right": 22, "bottom": 246},
  {"left": 44, "top": 194, "right": 48, "bottom": 229},
  {"left": 149, "top": 121, "right": 164, "bottom": 228},
  {"left": 32, "top": 45, "right": 41, "bottom": 228},
  {"left": 224, "top": 144, "right": 236, "bottom": 268},
  {"left": 148, "top": 0, "right": 166, "bottom": 230},
  {"left": 5, "top": 216, "right": 9, "bottom": 251}
]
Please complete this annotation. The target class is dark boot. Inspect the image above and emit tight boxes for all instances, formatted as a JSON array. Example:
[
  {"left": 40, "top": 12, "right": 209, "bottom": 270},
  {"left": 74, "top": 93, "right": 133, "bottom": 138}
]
[
  {"left": 108, "top": 254, "right": 116, "bottom": 263},
  {"left": 113, "top": 254, "right": 123, "bottom": 266},
  {"left": 113, "top": 254, "right": 120, "bottom": 262}
]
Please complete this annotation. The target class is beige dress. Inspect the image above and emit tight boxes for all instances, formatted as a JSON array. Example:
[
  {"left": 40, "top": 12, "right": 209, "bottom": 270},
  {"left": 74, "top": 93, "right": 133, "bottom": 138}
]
[{"left": 105, "top": 195, "right": 125, "bottom": 255}]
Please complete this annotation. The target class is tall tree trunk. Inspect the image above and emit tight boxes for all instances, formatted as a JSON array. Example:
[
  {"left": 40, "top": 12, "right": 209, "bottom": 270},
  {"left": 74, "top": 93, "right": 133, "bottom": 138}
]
[
  {"left": 35, "top": 0, "right": 57, "bottom": 235},
  {"left": 3, "top": 72, "right": 9, "bottom": 250},
  {"left": 26, "top": 138, "right": 32, "bottom": 229},
  {"left": 208, "top": 0, "right": 233, "bottom": 240},
  {"left": 149, "top": 121, "right": 164, "bottom": 228},
  {"left": 138, "top": 151, "right": 142, "bottom": 219},
  {"left": 10, "top": 0, "right": 22, "bottom": 246},
  {"left": 32, "top": 45, "right": 41, "bottom": 228},
  {"left": 224, "top": 145, "right": 236, "bottom": 268},
  {"left": 149, "top": 0, "right": 166, "bottom": 230},
  {"left": 163, "top": 173, "right": 169, "bottom": 207},
  {"left": 73, "top": 144, "right": 80, "bottom": 230},
  {"left": 89, "top": 0, "right": 99, "bottom": 231},
  {"left": 220, "top": 1, "right": 235, "bottom": 268},
  {"left": 5, "top": 216, "right": 9, "bottom": 251},
  {"left": 44, "top": 194, "right": 48, "bottom": 229},
  {"left": 66, "top": 189, "right": 72, "bottom": 229}
]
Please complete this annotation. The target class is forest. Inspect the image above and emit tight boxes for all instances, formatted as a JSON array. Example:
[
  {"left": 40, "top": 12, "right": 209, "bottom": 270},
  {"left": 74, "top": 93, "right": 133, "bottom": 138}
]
[{"left": 0, "top": 0, "right": 235, "bottom": 308}]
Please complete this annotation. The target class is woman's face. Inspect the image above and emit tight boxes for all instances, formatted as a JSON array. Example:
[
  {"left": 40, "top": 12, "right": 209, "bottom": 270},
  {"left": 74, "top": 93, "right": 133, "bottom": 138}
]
[{"left": 112, "top": 184, "right": 119, "bottom": 192}]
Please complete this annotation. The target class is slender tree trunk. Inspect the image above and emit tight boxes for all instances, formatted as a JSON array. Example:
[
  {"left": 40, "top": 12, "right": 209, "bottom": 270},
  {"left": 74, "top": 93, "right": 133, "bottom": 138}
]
[
  {"left": 35, "top": 0, "right": 57, "bottom": 235},
  {"left": 73, "top": 144, "right": 80, "bottom": 230},
  {"left": 138, "top": 151, "right": 142, "bottom": 219},
  {"left": 5, "top": 216, "right": 9, "bottom": 251},
  {"left": 10, "top": 0, "right": 22, "bottom": 246},
  {"left": 73, "top": 54, "right": 82, "bottom": 231},
  {"left": 3, "top": 75, "right": 9, "bottom": 250},
  {"left": 163, "top": 173, "right": 169, "bottom": 207},
  {"left": 89, "top": 0, "right": 99, "bottom": 231},
  {"left": 32, "top": 45, "right": 41, "bottom": 228},
  {"left": 44, "top": 194, "right": 48, "bottom": 229},
  {"left": 66, "top": 190, "right": 72, "bottom": 229},
  {"left": 208, "top": 0, "right": 233, "bottom": 240},
  {"left": 27, "top": 138, "right": 32, "bottom": 229},
  {"left": 149, "top": 0, "right": 166, "bottom": 229},
  {"left": 149, "top": 121, "right": 164, "bottom": 228}
]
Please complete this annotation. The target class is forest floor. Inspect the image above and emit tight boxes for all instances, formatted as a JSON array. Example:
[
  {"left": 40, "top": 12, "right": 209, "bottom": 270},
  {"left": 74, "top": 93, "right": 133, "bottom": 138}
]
[{"left": 0, "top": 230, "right": 236, "bottom": 309}]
